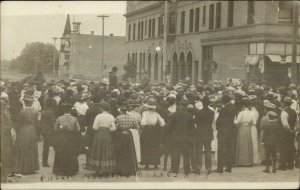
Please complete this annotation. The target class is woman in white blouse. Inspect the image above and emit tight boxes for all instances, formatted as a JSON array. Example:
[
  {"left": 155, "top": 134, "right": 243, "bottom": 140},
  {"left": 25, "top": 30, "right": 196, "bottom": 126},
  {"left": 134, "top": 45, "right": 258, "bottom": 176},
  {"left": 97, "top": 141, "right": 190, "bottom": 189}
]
[
  {"left": 86, "top": 102, "right": 116, "bottom": 176},
  {"left": 234, "top": 97, "right": 256, "bottom": 167},
  {"left": 140, "top": 96, "right": 165, "bottom": 169}
]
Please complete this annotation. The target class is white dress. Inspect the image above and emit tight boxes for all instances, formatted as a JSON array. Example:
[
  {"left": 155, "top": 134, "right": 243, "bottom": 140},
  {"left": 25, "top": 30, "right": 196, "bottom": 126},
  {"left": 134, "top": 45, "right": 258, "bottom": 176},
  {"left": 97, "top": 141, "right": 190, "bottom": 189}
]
[{"left": 250, "top": 107, "right": 259, "bottom": 165}]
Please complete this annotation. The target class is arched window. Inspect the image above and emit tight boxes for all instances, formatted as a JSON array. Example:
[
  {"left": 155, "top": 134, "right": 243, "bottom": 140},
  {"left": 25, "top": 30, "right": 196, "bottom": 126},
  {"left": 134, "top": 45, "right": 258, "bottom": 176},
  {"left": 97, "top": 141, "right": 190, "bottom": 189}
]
[
  {"left": 186, "top": 51, "right": 193, "bottom": 78},
  {"left": 154, "top": 53, "right": 159, "bottom": 80},
  {"left": 148, "top": 53, "right": 152, "bottom": 78},
  {"left": 172, "top": 53, "right": 178, "bottom": 83},
  {"left": 179, "top": 52, "right": 185, "bottom": 80}
]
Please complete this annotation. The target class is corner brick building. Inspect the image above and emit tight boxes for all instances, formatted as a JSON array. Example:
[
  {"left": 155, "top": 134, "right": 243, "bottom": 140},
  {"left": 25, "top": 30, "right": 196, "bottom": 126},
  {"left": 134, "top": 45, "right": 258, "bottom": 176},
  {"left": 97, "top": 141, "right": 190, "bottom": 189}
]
[{"left": 125, "top": 1, "right": 300, "bottom": 85}]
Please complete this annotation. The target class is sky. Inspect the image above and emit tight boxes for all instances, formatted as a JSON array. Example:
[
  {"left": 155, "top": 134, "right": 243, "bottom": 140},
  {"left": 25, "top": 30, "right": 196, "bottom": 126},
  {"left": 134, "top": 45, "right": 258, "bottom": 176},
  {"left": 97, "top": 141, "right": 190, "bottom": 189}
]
[{"left": 1, "top": 1, "right": 127, "bottom": 60}]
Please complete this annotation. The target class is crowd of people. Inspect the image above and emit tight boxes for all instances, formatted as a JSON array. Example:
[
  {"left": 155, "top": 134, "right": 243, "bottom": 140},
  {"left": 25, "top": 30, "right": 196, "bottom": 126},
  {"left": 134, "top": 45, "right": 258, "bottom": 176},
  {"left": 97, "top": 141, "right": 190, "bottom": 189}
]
[{"left": 1, "top": 68, "right": 300, "bottom": 182}]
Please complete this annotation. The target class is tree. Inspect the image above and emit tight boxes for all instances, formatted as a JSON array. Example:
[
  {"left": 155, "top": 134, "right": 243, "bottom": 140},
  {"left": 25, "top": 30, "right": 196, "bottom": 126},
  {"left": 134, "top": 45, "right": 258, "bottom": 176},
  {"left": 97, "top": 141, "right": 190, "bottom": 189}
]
[{"left": 9, "top": 42, "right": 59, "bottom": 74}]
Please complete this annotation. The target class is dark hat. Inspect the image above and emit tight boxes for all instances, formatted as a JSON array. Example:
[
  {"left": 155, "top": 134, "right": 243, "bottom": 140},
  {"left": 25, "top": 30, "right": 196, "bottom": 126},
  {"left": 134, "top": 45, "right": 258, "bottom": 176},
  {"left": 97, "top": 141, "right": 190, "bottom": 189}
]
[
  {"left": 23, "top": 94, "right": 34, "bottom": 101},
  {"left": 202, "top": 95, "right": 210, "bottom": 105},
  {"left": 119, "top": 103, "right": 129, "bottom": 111},
  {"left": 283, "top": 96, "right": 293, "bottom": 104},
  {"left": 222, "top": 93, "right": 232, "bottom": 103},
  {"left": 178, "top": 99, "right": 189, "bottom": 107},
  {"left": 100, "top": 102, "right": 111, "bottom": 111}
]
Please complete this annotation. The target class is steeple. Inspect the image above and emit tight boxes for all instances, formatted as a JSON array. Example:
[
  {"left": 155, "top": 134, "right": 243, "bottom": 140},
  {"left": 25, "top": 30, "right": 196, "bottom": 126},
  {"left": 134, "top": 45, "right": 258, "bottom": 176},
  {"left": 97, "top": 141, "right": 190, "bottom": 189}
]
[{"left": 63, "top": 14, "right": 71, "bottom": 36}]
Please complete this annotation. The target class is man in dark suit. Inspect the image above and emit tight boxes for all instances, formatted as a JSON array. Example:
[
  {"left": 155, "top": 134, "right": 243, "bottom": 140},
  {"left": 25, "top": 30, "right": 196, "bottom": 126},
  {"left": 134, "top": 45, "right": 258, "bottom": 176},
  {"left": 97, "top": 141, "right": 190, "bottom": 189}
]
[
  {"left": 194, "top": 96, "right": 214, "bottom": 173},
  {"left": 169, "top": 99, "right": 194, "bottom": 175},
  {"left": 213, "top": 93, "right": 236, "bottom": 173}
]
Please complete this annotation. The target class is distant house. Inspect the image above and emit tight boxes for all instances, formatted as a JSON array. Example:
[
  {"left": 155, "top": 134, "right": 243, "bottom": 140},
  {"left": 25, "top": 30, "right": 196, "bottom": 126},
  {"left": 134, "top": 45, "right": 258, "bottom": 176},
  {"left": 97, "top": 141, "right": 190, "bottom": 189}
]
[{"left": 58, "top": 15, "right": 127, "bottom": 80}]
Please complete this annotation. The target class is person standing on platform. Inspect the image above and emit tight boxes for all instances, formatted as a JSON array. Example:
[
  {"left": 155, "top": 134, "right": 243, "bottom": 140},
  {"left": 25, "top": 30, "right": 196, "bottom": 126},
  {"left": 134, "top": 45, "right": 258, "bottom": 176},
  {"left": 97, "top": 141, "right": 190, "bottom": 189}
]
[
  {"left": 109, "top": 67, "right": 118, "bottom": 91},
  {"left": 140, "top": 96, "right": 165, "bottom": 169},
  {"left": 213, "top": 93, "right": 236, "bottom": 173},
  {"left": 194, "top": 96, "right": 214, "bottom": 174},
  {"left": 278, "top": 97, "right": 299, "bottom": 170},
  {"left": 168, "top": 99, "right": 194, "bottom": 176}
]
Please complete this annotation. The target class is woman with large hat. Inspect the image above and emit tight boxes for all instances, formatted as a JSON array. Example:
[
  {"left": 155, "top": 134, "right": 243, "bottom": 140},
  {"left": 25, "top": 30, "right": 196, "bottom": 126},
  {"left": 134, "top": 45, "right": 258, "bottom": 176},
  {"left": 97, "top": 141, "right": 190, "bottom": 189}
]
[
  {"left": 140, "top": 95, "right": 165, "bottom": 169},
  {"left": 249, "top": 95, "right": 260, "bottom": 165},
  {"left": 14, "top": 94, "right": 39, "bottom": 174},
  {"left": 234, "top": 96, "right": 256, "bottom": 166}
]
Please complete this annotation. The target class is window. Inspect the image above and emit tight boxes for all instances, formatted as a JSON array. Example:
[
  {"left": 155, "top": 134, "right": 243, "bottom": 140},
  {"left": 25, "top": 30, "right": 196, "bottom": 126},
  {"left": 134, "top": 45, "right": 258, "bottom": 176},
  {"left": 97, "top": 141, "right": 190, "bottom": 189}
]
[
  {"left": 227, "top": 1, "right": 234, "bottom": 27},
  {"left": 195, "top": 7, "right": 200, "bottom": 32},
  {"left": 189, "top": 9, "right": 194, "bottom": 33},
  {"left": 145, "top": 20, "right": 147, "bottom": 36},
  {"left": 209, "top": 4, "right": 215, "bottom": 30},
  {"left": 133, "top": 23, "right": 136, "bottom": 40},
  {"left": 152, "top": 18, "right": 156, "bottom": 38},
  {"left": 216, "top": 2, "right": 221, "bottom": 29},
  {"left": 169, "top": 12, "right": 176, "bottom": 34},
  {"left": 158, "top": 16, "right": 162, "bottom": 36},
  {"left": 181, "top": 11, "right": 185, "bottom": 34},
  {"left": 141, "top": 21, "right": 144, "bottom": 39},
  {"left": 138, "top": 22, "right": 140, "bottom": 40},
  {"left": 160, "top": 16, "right": 164, "bottom": 35},
  {"left": 203, "top": 6, "right": 206, "bottom": 25},
  {"left": 148, "top": 19, "right": 151, "bottom": 38},
  {"left": 278, "top": 1, "right": 293, "bottom": 22},
  {"left": 247, "top": 1, "right": 255, "bottom": 24},
  {"left": 128, "top": 24, "right": 131, "bottom": 41}
]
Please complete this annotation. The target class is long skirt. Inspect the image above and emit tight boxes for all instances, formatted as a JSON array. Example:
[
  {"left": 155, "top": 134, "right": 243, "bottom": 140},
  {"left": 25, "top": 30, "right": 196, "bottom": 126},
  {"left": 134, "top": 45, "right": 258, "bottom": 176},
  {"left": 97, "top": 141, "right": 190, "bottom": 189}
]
[
  {"left": 130, "top": 129, "right": 141, "bottom": 163},
  {"left": 250, "top": 125, "right": 259, "bottom": 165},
  {"left": 1, "top": 130, "right": 13, "bottom": 181},
  {"left": 14, "top": 125, "right": 39, "bottom": 175},
  {"left": 235, "top": 125, "right": 253, "bottom": 166},
  {"left": 53, "top": 130, "right": 80, "bottom": 176},
  {"left": 87, "top": 128, "right": 116, "bottom": 174},
  {"left": 140, "top": 125, "right": 161, "bottom": 166},
  {"left": 113, "top": 130, "right": 138, "bottom": 176}
]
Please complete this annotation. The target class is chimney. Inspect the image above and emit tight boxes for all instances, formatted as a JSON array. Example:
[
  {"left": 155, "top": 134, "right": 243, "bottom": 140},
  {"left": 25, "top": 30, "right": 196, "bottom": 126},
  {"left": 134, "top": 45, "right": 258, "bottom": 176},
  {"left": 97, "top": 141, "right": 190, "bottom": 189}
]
[
  {"left": 109, "top": 33, "right": 113, "bottom": 37},
  {"left": 91, "top": 31, "right": 94, "bottom": 35}
]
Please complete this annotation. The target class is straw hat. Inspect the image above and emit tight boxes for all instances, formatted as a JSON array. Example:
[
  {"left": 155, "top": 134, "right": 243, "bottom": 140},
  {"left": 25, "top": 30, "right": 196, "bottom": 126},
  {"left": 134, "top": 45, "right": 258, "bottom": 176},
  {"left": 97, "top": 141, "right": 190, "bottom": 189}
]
[
  {"left": 23, "top": 94, "right": 34, "bottom": 101},
  {"left": 142, "top": 96, "right": 157, "bottom": 109}
]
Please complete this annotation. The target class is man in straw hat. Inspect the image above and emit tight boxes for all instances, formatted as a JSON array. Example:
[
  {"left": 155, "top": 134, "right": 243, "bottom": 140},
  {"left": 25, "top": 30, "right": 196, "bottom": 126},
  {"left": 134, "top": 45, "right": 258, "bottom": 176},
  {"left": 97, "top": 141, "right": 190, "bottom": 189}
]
[{"left": 278, "top": 97, "right": 299, "bottom": 170}]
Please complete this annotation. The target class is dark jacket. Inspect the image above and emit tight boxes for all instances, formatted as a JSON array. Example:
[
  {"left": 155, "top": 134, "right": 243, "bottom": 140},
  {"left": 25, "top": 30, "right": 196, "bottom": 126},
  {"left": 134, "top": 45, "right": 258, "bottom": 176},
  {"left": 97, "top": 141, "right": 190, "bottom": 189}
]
[
  {"left": 262, "top": 113, "right": 280, "bottom": 146},
  {"left": 194, "top": 107, "right": 214, "bottom": 141},
  {"left": 41, "top": 109, "right": 56, "bottom": 136},
  {"left": 168, "top": 109, "right": 194, "bottom": 142},
  {"left": 109, "top": 71, "right": 118, "bottom": 89},
  {"left": 216, "top": 103, "right": 236, "bottom": 137}
]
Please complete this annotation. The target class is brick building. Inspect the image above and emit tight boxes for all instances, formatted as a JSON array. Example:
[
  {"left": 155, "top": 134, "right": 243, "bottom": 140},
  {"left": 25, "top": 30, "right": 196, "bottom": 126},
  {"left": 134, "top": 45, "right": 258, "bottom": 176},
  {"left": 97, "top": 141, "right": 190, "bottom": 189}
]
[
  {"left": 125, "top": 1, "right": 300, "bottom": 85},
  {"left": 58, "top": 15, "right": 127, "bottom": 80}
]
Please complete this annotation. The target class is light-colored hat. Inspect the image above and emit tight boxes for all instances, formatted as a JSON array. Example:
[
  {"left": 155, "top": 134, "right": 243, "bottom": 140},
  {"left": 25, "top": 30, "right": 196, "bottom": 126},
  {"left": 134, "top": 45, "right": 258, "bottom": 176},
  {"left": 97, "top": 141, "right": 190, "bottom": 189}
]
[
  {"left": 23, "top": 94, "right": 34, "bottom": 101},
  {"left": 142, "top": 96, "right": 157, "bottom": 109},
  {"left": 102, "top": 77, "right": 109, "bottom": 85},
  {"left": 52, "top": 86, "right": 62, "bottom": 94}
]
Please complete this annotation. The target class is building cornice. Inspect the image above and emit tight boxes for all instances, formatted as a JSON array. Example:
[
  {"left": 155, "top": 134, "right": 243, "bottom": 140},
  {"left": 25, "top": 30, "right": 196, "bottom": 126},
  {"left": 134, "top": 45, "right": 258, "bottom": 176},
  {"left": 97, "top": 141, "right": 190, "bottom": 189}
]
[{"left": 124, "top": 2, "right": 163, "bottom": 17}]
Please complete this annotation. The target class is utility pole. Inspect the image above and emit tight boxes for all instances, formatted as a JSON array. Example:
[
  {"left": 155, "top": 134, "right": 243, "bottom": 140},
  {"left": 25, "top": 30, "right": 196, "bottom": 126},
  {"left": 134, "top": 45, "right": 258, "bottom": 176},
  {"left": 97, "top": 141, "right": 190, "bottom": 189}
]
[
  {"left": 163, "top": 1, "right": 168, "bottom": 82},
  {"left": 291, "top": 1, "right": 299, "bottom": 83},
  {"left": 52, "top": 37, "right": 58, "bottom": 75},
  {"left": 97, "top": 14, "right": 109, "bottom": 78}
]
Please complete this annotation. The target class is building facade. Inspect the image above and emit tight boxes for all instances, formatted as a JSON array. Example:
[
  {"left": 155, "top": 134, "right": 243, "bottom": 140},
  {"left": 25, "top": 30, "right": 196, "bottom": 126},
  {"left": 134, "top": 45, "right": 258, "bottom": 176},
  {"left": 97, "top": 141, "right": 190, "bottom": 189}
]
[
  {"left": 125, "top": 1, "right": 300, "bottom": 85},
  {"left": 59, "top": 15, "right": 127, "bottom": 80}
]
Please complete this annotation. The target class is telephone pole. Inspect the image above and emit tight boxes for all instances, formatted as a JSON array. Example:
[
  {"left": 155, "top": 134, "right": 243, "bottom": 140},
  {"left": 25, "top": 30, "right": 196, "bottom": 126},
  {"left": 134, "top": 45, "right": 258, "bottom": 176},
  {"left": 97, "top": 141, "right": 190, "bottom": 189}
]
[
  {"left": 97, "top": 14, "right": 109, "bottom": 78},
  {"left": 291, "top": 1, "right": 299, "bottom": 83},
  {"left": 52, "top": 37, "right": 58, "bottom": 75}
]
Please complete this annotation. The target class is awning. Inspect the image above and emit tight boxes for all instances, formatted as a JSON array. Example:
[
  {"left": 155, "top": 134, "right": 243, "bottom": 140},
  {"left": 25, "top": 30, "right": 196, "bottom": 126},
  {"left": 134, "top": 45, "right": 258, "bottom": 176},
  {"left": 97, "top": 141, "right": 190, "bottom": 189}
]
[
  {"left": 266, "top": 55, "right": 282, "bottom": 63},
  {"left": 286, "top": 56, "right": 300, "bottom": 64},
  {"left": 266, "top": 55, "right": 300, "bottom": 64},
  {"left": 245, "top": 55, "right": 261, "bottom": 65}
]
